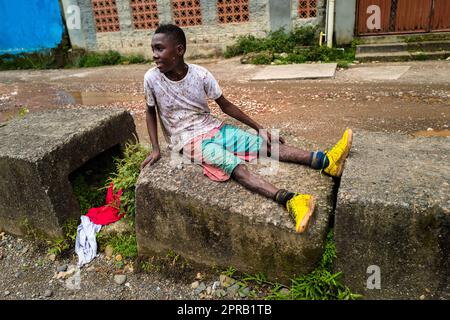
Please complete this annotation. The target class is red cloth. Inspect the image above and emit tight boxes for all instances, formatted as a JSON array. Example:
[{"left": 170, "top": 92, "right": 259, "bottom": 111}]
[{"left": 85, "top": 183, "right": 124, "bottom": 225}]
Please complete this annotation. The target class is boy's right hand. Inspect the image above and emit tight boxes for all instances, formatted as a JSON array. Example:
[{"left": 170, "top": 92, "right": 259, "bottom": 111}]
[{"left": 140, "top": 149, "right": 161, "bottom": 170}]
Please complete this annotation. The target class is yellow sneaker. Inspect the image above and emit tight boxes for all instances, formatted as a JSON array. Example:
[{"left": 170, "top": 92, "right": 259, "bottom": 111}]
[
  {"left": 286, "top": 194, "right": 315, "bottom": 233},
  {"left": 323, "top": 128, "right": 353, "bottom": 177}
]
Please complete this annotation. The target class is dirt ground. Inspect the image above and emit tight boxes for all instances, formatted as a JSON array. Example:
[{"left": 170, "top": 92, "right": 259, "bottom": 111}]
[
  {"left": 0, "top": 57, "right": 449, "bottom": 301},
  {"left": 1, "top": 57, "right": 449, "bottom": 150}
]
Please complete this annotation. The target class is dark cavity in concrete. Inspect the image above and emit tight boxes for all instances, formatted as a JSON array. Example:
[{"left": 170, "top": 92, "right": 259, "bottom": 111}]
[{"left": 68, "top": 144, "right": 122, "bottom": 215}]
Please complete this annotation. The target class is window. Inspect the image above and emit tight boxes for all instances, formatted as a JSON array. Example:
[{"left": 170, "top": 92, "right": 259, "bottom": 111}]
[
  {"left": 217, "top": 0, "right": 249, "bottom": 24},
  {"left": 298, "top": 0, "right": 317, "bottom": 18},
  {"left": 92, "top": 0, "right": 120, "bottom": 32},
  {"left": 172, "top": 0, "right": 202, "bottom": 27},
  {"left": 130, "top": 0, "right": 159, "bottom": 29}
]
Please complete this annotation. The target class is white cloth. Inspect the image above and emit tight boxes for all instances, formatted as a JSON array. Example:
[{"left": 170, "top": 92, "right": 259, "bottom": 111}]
[
  {"left": 75, "top": 215, "right": 102, "bottom": 267},
  {"left": 143, "top": 63, "right": 223, "bottom": 151}
]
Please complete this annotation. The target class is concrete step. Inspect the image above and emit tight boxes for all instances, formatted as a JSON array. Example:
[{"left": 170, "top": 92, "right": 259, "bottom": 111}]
[
  {"left": 356, "top": 50, "right": 450, "bottom": 62},
  {"left": 357, "top": 41, "right": 450, "bottom": 54},
  {"left": 356, "top": 40, "right": 450, "bottom": 62},
  {"left": 356, "top": 51, "right": 413, "bottom": 62},
  {"left": 407, "top": 40, "right": 450, "bottom": 52},
  {"left": 357, "top": 32, "right": 450, "bottom": 44},
  {"left": 356, "top": 43, "right": 407, "bottom": 54}
]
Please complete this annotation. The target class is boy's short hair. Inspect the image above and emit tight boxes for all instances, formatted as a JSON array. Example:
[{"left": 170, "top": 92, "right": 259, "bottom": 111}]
[{"left": 154, "top": 24, "right": 186, "bottom": 49}]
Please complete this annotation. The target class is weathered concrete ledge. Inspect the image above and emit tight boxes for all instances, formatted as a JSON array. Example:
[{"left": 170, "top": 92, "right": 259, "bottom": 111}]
[
  {"left": 0, "top": 108, "right": 137, "bottom": 238},
  {"left": 136, "top": 144, "right": 335, "bottom": 284},
  {"left": 334, "top": 130, "right": 450, "bottom": 299}
]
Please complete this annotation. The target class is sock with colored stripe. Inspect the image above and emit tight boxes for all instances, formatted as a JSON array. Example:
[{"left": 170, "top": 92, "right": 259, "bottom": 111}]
[
  {"left": 274, "top": 189, "right": 296, "bottom": 206},
  {"left": 309, "top": 151, "right": 329, "bottom": 170}
]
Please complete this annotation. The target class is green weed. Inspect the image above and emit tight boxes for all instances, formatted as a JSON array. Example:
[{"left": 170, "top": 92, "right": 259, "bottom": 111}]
[
  {"left": 0, "top": 51, "right": 57, "bottom": 70},
  {"left": 106, "top": 233, "right": 137, "bottom": 259},
  {"left": 141, "top": 258, "right": 161, "bottom": 273},
  {"left": 68, "top": 50, "right": 148, "bottom": 68},
  {"left": 351, "top": 39, "right": 364, "bottom": 48},
  {"left": 95, "top": 143, "right": 148, "bottom": 261},
  {"left": 105, "top": 141, "right": 150, "bottom": 222},
  {"left": 267, "top": 230, "right": 362, "bottom": 300},
  {"left": 224, "top": 26, "right": 318, "bottom": 58},
  {"left": 412, "top": 53, "right": 429, "bottom": 61},
  {"left": 242, "top": 272, "right": 268, "bottom": 286},
  {"left": 69, "top": 142, "right": 146, "bottom": 261},
  {"left": 137, "top": 251, "right": 194, "bottom": 276},
  {"left": 251, "top": 52, "right": 275, "bottom": 64},
  {"left": 0, "top": 50, "right": 150, "bottom": 71},
  {"left": 404, "top": 33, "right": 450, "bottom": 43},
  {"left": 20, "top": 218, "right": 46, "bottom": 242},
  {"left": 71, "top": 174, "right": 107, "bottom": 215},
  {"left": 47, "top": 218, "right": 79, "bottom": 256},
  {"left": 223, "top": 266, "right": 237, "bottom": 277},
  {"left": 225, "top": 26, "right": 356, "bottom": 66},
  {"left": 18, "top": 107, "right": 29, "bottom": 118},
  {"left": 221, "top": 230, "right": 362, "bottom": 300}
]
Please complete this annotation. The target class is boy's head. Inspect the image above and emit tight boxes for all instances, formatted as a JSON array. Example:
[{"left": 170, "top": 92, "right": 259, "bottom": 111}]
[{"left": 151, "top": 24, "right": 186, "bottom": 73}]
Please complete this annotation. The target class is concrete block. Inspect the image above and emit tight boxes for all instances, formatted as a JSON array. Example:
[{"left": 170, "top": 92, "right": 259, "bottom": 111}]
[
  {"left": 251, "top": 63, "right": 337, "bottom": 81},
  {"left": 334, "top": 130, "right": 450, "bottom": 299},
  {"left": 136, "top": 140, "right": 335, "bottom": 284},
  {"left": 0, "top": 108, "right": 136, "bottom": 238}
]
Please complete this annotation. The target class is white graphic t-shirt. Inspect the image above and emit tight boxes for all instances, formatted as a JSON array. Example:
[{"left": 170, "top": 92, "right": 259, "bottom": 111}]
[{"left": 144, "top": 63, "right": 223, "bottom": 151}]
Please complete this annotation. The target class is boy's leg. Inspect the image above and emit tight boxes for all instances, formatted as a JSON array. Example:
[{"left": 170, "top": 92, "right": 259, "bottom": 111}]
[
  {"left": 231, "top": 164, "right": 315, "bottom": 233},
  {"left": 231, "top": 163, "right": 278, "bottom": 199},
  {"left": 272, "top": 128, "right": 353, "bottom": 177},
  {"left": 276, "top": 143, "right": 329, "bottom": 171},
  {"left": 201, "top": 125, "right": 317, "bottom": 233},
  {"left": 216, "top": 124, "right": 319, "bottom": 168},
  {"left": 277, "top": 143, "right": 311, "bottom": 165}
]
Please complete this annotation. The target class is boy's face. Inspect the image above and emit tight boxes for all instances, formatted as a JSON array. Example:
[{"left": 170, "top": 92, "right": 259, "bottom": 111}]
[{"left": 151, "top": 33, "right": 184, "bottom": 73}]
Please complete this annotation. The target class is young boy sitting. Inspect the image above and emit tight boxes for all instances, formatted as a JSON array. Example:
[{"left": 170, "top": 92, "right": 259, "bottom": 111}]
[{"left": 141, "top": 24, "right": 352, "bottom": 234}]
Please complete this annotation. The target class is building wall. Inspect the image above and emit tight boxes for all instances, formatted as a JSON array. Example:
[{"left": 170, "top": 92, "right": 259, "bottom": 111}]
[
  {"left": 292, "top": 0, "right": 326, "bottom": 29},
  {"left": 0, "top": 0, "right": 64, "bottom": 55},
  {"left": 269, "top": 0, "right": 292, "bottom": 32},
  {"left": 335, "top": 0, "right": 357, "bottom": 45},
  {"left": 63, "top": 0, "right": 326, "bottom": 59}
]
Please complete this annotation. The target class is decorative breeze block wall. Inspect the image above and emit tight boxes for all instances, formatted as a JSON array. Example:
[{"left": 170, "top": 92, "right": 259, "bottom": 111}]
[
  {"left": 92, "top": 0, "right": 121, "bottom": 32},
  {"left": 130, "top": 0, "right": 160, "bottom": 30},
  {"left": 217, "top": 0, "right": 250, "bottom": 24},
  {"left": 298, "top": 0, "right": 317, "bottom": 18},
  {"left": 171, "top": 0, "right": 203, "bottom": 27}
]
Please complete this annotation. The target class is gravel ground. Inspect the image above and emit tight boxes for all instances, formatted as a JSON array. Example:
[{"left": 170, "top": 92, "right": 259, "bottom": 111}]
[
  {"left": 0, "top": 230, "right": 269, "bottom": 301},
  {"left": 0, "top": 231, "right": 200, "bottom": 300}
]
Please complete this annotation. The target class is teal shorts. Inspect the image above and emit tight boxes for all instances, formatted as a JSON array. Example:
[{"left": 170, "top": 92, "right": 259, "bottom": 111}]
[{"left": 201, "top": 124, "right": 264, "bottom": 176}]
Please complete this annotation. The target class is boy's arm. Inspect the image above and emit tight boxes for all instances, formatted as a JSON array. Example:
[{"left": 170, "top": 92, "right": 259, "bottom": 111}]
[
  {"left": 140, "top": 104, "right": 161, "bottom": 170},
  {"left": 215, "top": 95, "right": 285, "bottom": 144},
  {"left": 215, "top": 95, "right": 263, "bottom": 132}
]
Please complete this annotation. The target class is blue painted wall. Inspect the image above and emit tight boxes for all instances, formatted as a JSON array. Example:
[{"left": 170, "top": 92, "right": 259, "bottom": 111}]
[{"left": 0, "top": 0, "right": 64, "bottom": 54}]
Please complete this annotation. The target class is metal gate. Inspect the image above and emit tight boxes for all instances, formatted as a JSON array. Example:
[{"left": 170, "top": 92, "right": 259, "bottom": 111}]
[{"left": 356, "top": 0, "right": 450, "bottom": 35}]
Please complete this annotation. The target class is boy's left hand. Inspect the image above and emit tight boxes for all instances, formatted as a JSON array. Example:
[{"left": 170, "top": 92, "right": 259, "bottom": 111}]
[{"left": 258, "top": 129, "right": 285, "bottom": 147}]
